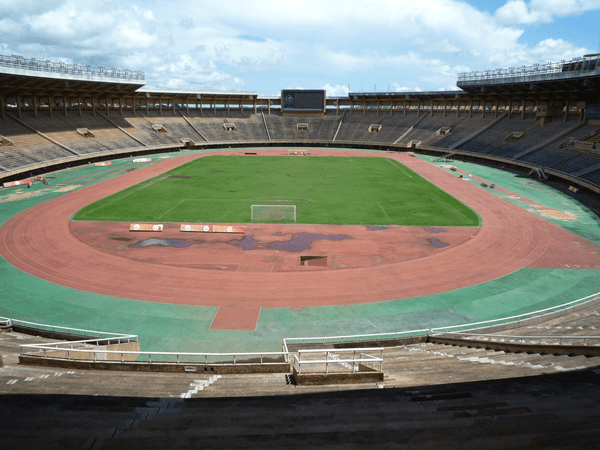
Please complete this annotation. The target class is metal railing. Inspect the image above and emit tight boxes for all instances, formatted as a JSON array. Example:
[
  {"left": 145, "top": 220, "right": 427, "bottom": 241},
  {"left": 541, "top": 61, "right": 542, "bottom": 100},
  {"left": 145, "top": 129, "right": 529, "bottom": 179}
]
[
  {"left": 21, "top": 343, "right": 288, "bottom": 365},
  {"left": 293, "top": 348, "right": 384, "bottom": 374},
  {"left": 430, "top": 292, "right": 600, "bottom": 334},
  {"left": 283, "top": 329, "right": 429, "bottom": 353},
  {"left": 436, "top": 333, "right": 600, "bottom": 347},
  {"left": 0, "top": 54, "right": 145, "bottom": 81},
  {"left": 284, "top": 291, "right": 600, "bottom": 351},
  {"left": 458, "top": 55, "right": 599, "bottom": 83},
  {"left": 7, "top": 318, "right": 136, "bottom": 340},
  {"left": 4, "top": 290, "right": 600, "bottom": 365}
]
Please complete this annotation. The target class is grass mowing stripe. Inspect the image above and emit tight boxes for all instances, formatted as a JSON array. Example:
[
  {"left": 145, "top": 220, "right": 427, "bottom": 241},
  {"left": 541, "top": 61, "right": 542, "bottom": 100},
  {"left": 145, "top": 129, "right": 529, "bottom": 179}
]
[{"left": 74, "top": 155, "right": 479, "bottom": 227}]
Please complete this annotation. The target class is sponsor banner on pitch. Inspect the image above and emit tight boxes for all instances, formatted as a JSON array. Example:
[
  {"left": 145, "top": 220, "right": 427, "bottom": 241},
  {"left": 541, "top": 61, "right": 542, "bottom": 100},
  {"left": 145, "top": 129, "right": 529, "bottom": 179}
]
[
  {"left": 3, "top": 179, "right": 32, "bottom": 188},
  {"left": 94, "top": 162, "right": 112, "bottom": 166},
  {"left": 180, "top": 224, "right": 246, "bottom": 233},
  {"left": 130, "top": 223, "right": 164, "bottom": 232},
  {"left": 132, "top": 158, "right": 152, "bottom": 163}
]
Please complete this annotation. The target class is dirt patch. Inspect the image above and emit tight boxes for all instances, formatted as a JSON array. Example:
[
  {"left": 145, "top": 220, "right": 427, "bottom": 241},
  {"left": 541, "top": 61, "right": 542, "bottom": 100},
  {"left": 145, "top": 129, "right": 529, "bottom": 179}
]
[{"left": 536, "top": 209, "right": 577, "bottom": 220}]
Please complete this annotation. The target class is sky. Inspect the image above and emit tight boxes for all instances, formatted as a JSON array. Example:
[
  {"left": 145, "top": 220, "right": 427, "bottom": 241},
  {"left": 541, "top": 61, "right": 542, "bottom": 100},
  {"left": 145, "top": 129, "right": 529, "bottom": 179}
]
[{"left": 1, "top": 0, "right": 599, "bottom": 96}]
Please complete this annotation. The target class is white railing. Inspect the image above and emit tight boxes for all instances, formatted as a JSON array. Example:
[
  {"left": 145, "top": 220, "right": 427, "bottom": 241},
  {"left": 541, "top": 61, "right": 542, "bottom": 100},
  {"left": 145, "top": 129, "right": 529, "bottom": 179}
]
[
  {"left": 284, "top": 292, "right": 600, "bottom": 350},
  {"left": 430, "top": 291, "right": 600, "bottom": 334},
  {"left": 20, "top": 342, "right": 288, "bottom": 365},
  {"left": 4, "top": 291, "right": 600, "bottom": 365},
  {"left": 283, "top": 329, "right": 429, "bottom": 353},
  {"left": 0, "top": 54, "right": 145, "bottom": 81},
  {"left": 7, "top": 318, "right": 136, "bottom": 340},
  {"left": 437, "top": 333, "right": 600, "bottom": 346},
  {"left": 293, "top": 348, "right": 384, "bottom": 374}
]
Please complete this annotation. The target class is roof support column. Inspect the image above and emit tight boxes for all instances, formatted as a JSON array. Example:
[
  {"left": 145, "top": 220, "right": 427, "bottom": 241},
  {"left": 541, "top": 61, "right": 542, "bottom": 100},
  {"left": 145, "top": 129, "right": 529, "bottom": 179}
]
[
  {"left": 521, "top": 100, "right": 525, "bottom": 120},
  {"left": 403, "top": 99, "right": 406, "bottom": 117},
  {"left": 253, "top": 99, "right": 257, "bottom": 115},
  {"left": 0, "top": 96, "right": 5, "bottom": 120},
  {"left": 456, "top": 100, "right": 460, "bottom": 118},
  {"left": 481, "top": 100, "right": 485, "bottom": 119},
  {"left": 430, "top": 100, "right": 434, "bottom": 117},
  {"left": 132, "top": 98, "right": 136, "bottom": 116},
  {"left": 494, "top": 101, "right": 498, "bottom": 118},
  {"left": 363, "top": 101, "right": 366, "bottom": 116},
  {"left": 78, "top": 97, "right": 82, "bottom": 117},
  {"left": 33, "top": 96, "right": 38, "bottom": 118},
  {"left": 564, "top": 100, "right": 568, "bottom": 122},
  {"left": 267, "top": 100, "right": 270, "bottom": 116},
  {"left": 444, "top": 99, "right": 447, "bottom": 118},
  {"left": 172, "top": 98, "right": 176, "bottom": 116},
  {"left": 468, "top": 99, "right": 472, "bottom": 119},
  {"left": 417, "top": 101, "right": 420, "bottom": 117},
  {"left": 213, "top": 102, "right": 216, "bottom": 116},
  {"left": 186, "top": 100, "right": 189, "bottom": 116},
  {"left": 106, "top": 97, "right": 110, "bottom": 116},
  {"left": 63, "top": 96, "right": 68, "bottom": 117},
  {"left": 227, "top": 99, "right": 230, "bottom": 117},
  {"left": 240, "top": 99, "right": 244, "bottom": 117},
  {"left": 119, "top": 97, "right": 123, "bottom": 116}
]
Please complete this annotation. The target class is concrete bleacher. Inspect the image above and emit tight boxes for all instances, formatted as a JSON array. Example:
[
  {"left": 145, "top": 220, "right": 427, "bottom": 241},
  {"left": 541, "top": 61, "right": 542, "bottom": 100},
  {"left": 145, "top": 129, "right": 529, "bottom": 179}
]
[
  {"left": 496, "top": 117, "right": 580, "bottom": 160},
  {"left": 3, "top": 320, "right": 600, "bottom": 447},
  {"left": 334, "top": 112, "right": 413, "bottom": 143},
  {"left": 550, "top": 153, "right": 600, "bottom": 175},
  {"left": 1, "top": 111, "right": 600, "bottom": 188},
  {"left": 432, "top": 114, "right": 497, "bottom": 149},
  {"left": 189, "top": 114, "right": 268, "bottom": 142},
  {"left": 457, "top": 114, "right": 537, "bottom": 155}
]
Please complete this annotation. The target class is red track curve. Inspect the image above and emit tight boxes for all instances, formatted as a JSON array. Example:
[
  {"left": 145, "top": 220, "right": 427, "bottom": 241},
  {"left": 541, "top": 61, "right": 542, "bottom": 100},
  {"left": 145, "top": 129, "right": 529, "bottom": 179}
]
[{"left": 1, "top": 149, "right": 599, "bottom": 329}]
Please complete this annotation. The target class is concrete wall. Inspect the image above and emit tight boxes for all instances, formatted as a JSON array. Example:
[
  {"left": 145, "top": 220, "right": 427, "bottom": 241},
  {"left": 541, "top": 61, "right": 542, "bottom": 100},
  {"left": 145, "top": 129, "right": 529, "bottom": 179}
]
[
  {"left": 18, "top": 355, "right": 290, "bottom": 374},
  {"left": 292, "top": 364, "right": 384, "bottom": 386}
]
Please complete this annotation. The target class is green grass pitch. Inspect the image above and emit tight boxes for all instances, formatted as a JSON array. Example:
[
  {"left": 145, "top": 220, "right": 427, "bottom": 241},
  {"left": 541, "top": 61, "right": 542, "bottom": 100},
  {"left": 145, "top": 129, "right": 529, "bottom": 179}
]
[{"left": 73, "top": 155, "right": 479, "bottom": 226}]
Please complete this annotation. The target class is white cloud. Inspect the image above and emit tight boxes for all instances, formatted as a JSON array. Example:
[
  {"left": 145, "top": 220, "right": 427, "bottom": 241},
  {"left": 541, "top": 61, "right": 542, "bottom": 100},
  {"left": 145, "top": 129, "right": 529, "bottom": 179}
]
[
  {"left": 495, "top": 0, "right": 600, "bottom": 25},
  {"left": 322, "top": 84, "right": 349, "bottom": 97},
  {"left": 0, "top": 0, "right": 597, "bottom": 94}
]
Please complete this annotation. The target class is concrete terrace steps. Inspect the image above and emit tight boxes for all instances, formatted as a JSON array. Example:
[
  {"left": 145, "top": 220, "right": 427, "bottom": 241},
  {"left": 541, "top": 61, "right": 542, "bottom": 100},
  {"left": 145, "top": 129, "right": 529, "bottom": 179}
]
[{"left": 3, "top": 371, "right": 599, "bottom": 449}]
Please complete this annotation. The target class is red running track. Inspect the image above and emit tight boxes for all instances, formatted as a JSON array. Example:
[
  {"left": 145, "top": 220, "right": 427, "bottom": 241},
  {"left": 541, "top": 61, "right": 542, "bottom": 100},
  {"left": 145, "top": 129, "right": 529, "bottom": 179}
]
[{"left": 1, "top": 149, "right": 599, "bottom": 330}]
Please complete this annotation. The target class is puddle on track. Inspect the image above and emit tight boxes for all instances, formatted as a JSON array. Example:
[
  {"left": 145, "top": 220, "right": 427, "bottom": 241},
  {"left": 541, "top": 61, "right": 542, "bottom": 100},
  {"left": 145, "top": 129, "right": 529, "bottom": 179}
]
[
  {"left": 132, "top": 239, "right": 203, "bottom": 249},
  {"left": 231, "top": 232, "right": 353, "bottom": 253},
  {"left": 131, "top": 233, "right": 353, "bottom": 253}
]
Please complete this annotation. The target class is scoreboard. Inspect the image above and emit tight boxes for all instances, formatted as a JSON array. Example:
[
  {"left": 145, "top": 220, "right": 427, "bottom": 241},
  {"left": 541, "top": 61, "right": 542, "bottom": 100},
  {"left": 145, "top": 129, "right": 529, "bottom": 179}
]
[{"left": 281, "top": 89, "right": 326, "bottom": 114}]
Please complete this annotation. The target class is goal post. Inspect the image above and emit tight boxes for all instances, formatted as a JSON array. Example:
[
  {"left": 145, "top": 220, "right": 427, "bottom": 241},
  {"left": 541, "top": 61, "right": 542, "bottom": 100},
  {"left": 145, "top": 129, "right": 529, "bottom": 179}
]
[{"left": 251, "top": 205, "right": 296, "bottom": 223}]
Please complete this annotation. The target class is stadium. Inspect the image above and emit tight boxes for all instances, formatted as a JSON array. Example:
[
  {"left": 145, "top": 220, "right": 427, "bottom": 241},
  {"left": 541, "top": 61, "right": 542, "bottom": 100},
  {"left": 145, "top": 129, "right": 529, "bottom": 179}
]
[{"left": 1, "top": 52, "right": 600, "bottom": 447}]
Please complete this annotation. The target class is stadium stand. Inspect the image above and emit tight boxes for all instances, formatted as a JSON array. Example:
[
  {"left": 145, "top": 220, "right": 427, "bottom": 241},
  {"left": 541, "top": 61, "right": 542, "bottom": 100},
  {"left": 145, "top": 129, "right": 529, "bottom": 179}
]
[{"left": 1, "top": 54, "right": 600, "bottom": 446}]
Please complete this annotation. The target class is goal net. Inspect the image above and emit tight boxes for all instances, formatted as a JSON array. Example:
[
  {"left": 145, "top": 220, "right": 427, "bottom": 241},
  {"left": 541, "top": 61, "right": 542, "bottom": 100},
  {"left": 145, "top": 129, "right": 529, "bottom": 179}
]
[{"left": 251, "top": 205, "right": 296, "bottom": 223}]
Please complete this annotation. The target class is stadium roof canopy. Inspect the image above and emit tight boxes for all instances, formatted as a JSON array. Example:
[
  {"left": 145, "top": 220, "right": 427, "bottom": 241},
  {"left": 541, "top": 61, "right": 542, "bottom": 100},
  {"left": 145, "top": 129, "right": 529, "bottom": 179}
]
[
  {"left": 0, "top": 54, "right": 144, "bottom": 99},
  {"left": 457, "top": 54, "right": 600, "bottom": 101}
]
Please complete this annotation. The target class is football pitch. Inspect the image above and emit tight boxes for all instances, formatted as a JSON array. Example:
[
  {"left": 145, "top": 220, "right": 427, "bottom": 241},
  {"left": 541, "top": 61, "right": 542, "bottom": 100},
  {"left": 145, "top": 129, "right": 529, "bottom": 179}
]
[{"left": 73, "top": 155, "right": 479, "bottom": 226}]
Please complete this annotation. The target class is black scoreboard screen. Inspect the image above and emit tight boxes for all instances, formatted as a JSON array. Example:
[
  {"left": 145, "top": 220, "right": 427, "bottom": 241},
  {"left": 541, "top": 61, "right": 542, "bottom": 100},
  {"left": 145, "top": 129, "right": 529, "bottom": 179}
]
[{"left": 281, "top": 90, "right": 326, "bottom": 113}]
